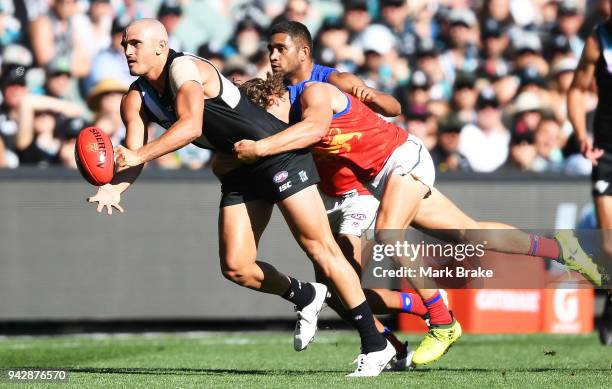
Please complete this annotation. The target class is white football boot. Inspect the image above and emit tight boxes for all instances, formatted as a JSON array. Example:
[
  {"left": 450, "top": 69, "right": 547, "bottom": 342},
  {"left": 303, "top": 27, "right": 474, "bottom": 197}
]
[
  {"left": 293, "top": 282, "right": 328, "bottom": 351},
  {"left": 347, "top": 340, "right": 396, "bottom": 377}
]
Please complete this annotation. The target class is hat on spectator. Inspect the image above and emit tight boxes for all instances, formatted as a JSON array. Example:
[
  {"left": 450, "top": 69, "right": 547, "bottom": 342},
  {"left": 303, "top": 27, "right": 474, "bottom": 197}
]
[
  {"left": 448, "top": 8, "right": 477, "bottom": 28},
  {"left": 2, "top": 44, "right": 33, "bottom": 68},
  {"left": 558, "top": 0, "right": 582, "bottom": 16},
  {"left": 46, "top": 57, "right": 71, "bottom": 77},
  {"left": 416, "top": 39, "right": 439, "bottom": 58},
  {"left": 1, "top": 65, "right": 27, "bottom": 88},
  {"left": 439, "top": 115, "right": 465, "bottom": 134},
  {"left": 87, "top": 78, "right": 129, "bottom": 110},
  {"left": 482, "top": 18, "right": 505, "bottom": 39},
  {"left": 380, "top": 0, "right": 405, "bottom": 8},
  {"left": 513, "top": 32, "right": 542, "bottom": 54},
  {"left": 360, "top": 24, "right": 395, "bottom": 55},
  {"left": 344, "top": 0, "right": 368, "bottom": 11},
  {"left": 409, "top": 70, "right": 430, "bottom": 89},
  {"left": 158, "top": 0, "right": 182, "bottom": 17},
  {"left": 476, "top": 88, "right": 500, "bottom": 110},
  {"left": 454, "top": 71, "right": 477, "bottom": 90},
  {"left": 553, "top": 57, "right": 578, "bottom": 76},
  {"left": 511, "top": 91, "right": 543, "bottom": 114},
  {"left": 518, "top": 66, "right": 546, "bottom": 88}
]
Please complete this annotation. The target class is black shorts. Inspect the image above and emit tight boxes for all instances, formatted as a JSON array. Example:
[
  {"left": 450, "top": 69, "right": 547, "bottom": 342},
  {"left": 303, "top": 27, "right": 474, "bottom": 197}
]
[
  {"left": 592, "top": 151, "right": 612, "bottom": 196},
  {"left": 220, "top": 149, "right": 320, "bottom": 207}
]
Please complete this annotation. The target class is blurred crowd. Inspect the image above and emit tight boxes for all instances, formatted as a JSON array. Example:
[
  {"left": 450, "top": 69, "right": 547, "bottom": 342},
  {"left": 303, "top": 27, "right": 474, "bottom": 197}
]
[{"left": 0, "top": 0, "right": 606, "bottom": 174}]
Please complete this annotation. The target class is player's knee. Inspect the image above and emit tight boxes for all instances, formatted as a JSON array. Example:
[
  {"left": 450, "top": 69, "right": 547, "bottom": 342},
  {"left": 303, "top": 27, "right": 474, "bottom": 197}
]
[
  {"left": 221, "top": 260, "right": 254, "bottom": 286},
  {"left": 302, "top": 238, "right": 339, "bottom": 275}
]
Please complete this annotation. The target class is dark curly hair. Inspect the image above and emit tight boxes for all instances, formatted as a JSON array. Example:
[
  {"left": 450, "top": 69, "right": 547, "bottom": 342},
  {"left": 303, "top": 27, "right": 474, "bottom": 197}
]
[{"left": 238, "top": 72, "right": 287, "bottom": 110}]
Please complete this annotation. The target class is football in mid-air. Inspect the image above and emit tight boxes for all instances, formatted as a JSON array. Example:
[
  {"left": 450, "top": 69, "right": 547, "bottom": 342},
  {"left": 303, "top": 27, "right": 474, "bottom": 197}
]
[{"left": 75, "top": 127, "right": 114, "bottom": 186}]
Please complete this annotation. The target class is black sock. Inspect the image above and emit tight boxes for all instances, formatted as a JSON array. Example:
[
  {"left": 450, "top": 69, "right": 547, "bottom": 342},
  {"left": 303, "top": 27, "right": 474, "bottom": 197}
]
[
  {"left": 349, "top": 301, "right": 387, "bottom": 353},
  {"left": 281, "top": 277, "right": 315, "bottom": 309}
]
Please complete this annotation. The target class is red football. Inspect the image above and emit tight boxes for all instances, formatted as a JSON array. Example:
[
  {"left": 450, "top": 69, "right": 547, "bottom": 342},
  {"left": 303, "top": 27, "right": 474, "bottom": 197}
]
[{"left": 75, "top": 127, "right": 114, "bottom": 186}]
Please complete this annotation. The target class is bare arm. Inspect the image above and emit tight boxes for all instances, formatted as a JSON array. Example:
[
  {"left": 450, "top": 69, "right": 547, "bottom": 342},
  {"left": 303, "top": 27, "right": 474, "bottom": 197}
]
[
  {"left": 16, "top": 95, "right": 83, "bottom": 151},
  {"left": 87, "top": 88, "right": 148, "bottom": 215},
  {"left": 111, "top": 88, "right": 149, "bottom": 193},
  {"left": 568, "top": 33, "right": 599, "bottom": 147},
  {"left": 327, "top": 71, "right": 401, "bottom": 117},
  {"left": 29, "top": 16, "right": 54, "bottom": 66},
  {"left": 256, "top": 83, "right": 333, "bottom": 157}
]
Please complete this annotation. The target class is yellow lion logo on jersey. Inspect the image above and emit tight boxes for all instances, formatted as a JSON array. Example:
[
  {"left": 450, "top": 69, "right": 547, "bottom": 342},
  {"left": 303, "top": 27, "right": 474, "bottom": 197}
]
[{"left": 312, "top": 128, "right": 362, "bottom": 155}]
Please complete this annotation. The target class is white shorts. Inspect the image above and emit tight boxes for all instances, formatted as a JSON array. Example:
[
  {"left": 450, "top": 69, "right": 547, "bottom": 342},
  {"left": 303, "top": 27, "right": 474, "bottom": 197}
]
[
  {"left": 366, "top": 136, "right": 436, "bottom": 200},
  {"left": 320, "top": 190, "right": 379, "bottom": 237}
]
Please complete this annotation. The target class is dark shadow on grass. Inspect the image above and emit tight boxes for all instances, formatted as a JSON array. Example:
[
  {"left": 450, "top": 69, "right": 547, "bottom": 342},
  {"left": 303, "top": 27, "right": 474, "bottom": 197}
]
[
  {"left": 65, "top": 367, "right": 342, "bottom": 376},
  {"left": 416, "top": 367, "right": 612, "bottom": 373}
]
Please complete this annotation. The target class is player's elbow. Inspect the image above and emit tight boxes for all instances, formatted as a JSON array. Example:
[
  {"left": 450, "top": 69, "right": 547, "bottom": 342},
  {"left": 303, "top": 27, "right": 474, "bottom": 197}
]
[
  {"left": 307, "top": 122, "right": 329, "bottom": 143},
  {"left": 386, "top": 101, "right": 402, "bottom": 117}
]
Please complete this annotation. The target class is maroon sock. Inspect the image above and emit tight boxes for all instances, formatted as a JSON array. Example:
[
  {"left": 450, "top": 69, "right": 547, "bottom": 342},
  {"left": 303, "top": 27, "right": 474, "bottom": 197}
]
[
  {"left": 528, "top": 234, "right": 561, "bottom": 260},
  {"left": 424, "top": 292, "right": 452, "bottom": 325},
  {"left": 398, "top": 292, "right": 428, "bottom": 317}
]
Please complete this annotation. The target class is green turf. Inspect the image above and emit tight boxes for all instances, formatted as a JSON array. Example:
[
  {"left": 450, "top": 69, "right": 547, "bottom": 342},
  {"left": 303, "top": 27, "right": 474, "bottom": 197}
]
[{"left": 0, "top": 331, "right": 610, "bottom": 388}]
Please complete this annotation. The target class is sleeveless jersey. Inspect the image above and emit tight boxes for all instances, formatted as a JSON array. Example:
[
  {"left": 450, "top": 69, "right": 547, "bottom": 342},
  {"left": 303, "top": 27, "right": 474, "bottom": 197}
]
[
  {"left": 135, "top": 50, "right": 291, "bottom": 159},
  {"left": 594, "top": 24, "right": 612, "bottom": 150},
  {"left": 288, "top": 81, "right": 408, "bottom": 196}
]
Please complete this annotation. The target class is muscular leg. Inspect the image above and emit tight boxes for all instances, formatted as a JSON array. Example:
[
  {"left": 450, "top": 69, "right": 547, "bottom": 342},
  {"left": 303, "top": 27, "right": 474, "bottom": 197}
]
[
  {"left": 278, "top": 186, "right": 367, "bottom": 309},
  {"left": 375, "top": 175, "right": 439, "bottom": 300},
  {"left": 219, "top": 200, "right": 290, "bottom": 294},
  {"left": 595, "top": 196, "right": 612, "bottom": 257},
  {"left": 279, "top": 185, "right": 388, "bottom": 355}
]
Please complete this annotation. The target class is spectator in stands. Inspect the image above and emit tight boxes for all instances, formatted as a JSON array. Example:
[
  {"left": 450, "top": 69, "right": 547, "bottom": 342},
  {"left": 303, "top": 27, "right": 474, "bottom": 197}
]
[
  {"left": 512, "top": 31, "right": 548, "bottom": 76},
  {"left": 197, "top": 42, "right": 225, "bottom": 72},
  {"left": 555, "top": 0, "right": 585, "bottom": 58},
  {"left": 43, "top": 57, "right": 78, "bottom": 102},
  {"left": 224, "top": 18, "right": 265, "bottom": 61},
  {"left": 0, "top": 65, "right": 28, "bottom": 168},
  {"left": 405, "top": 107, "right": 437, "bottom": 150},
  {"left": 431, "top": 115, "right": 470, "bottom": 172},
  {"left": 115, "top": 0, "right": 153, "bottom": 22},
  {"left": 85, "top": 16, "right": 135, "bottom": 94},
  {"left": 0, "top": 1, "right": 22, "bottom": 46},
  {"left": 88, "top": 0, "right": 114, "bottom": 55},
  {"left": 30, "top": 0, "right": 93, "bottom": 77},
  {"left": 451, "top": 71, "right": 479, "bottom": 124},
  {"left": 86, "top": 78, "right": 128, "bottom": 145},
  {"left": 158, "top": 0, "right": 184, "bottom": 51},
  {"left": 530, "top": 117, "right": 565, "bottom": 172},
  {"left": 313, "top": 19, "right": 359, "bottom": 68},
  {"left": 440, "top": 8, "right": 479, "bottom": 83},
  {"left": 342, "top": 0, "right": 371, "bottom": 46},
  {"left": 378, "top": 0, "right": 415, "bottom": 57},
  {"left": 414, "top": 40, "right": 450, "bottom": 101},
  {"left": 15, "top": 94, "right": 83, "bottom": 166},
  {"left": 355, "top": 24, "right": 397, "bottom": 93},
  {"left": 480, "top": 18, "right": 510, "bottom": 81},
  {"left": 458, "top": 88, "right": 510, "bottom": 172},
  {"left": 549, "top": 57, "right": 578, "bottom": 137},
  {"left": 399, "top": 69, "right": 430, "bottom": 114},
  {"left": 508, "top": 91, "right": 547, "bottom": 169}
]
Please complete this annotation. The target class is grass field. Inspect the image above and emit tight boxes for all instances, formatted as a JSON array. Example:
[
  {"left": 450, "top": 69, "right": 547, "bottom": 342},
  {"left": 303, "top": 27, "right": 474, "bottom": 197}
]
[{"left": 0, "top": 331, "right": 610, "bottom": 388}]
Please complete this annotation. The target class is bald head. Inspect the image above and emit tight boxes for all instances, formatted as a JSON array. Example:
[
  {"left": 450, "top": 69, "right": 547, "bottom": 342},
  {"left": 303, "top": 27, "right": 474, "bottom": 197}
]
[
  {"left": 126, "top": 19, "right": 169, "bottom": 44},
  {"left": 122, "top": 19, "right": 170, "bottom": 78}
]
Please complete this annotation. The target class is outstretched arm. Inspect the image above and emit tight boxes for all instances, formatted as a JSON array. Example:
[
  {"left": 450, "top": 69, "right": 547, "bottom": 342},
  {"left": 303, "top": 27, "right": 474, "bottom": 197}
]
[
  {"left": 87, "top": 88, "right": 148, "bottom": 215},
  {"left": 327, "top": 71, "right": 401, "bottom": 117},
  {"left": 234, "top": 83, "right": 333, "bottom": 161}
]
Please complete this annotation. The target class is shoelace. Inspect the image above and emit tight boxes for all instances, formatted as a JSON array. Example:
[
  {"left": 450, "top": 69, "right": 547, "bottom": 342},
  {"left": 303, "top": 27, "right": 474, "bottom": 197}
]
[
  {"left": 294, "top": 307, "right": 311, "bottom": 324},
  {"left": 351, "top": 354, "right": 366, "bottom": 372}
]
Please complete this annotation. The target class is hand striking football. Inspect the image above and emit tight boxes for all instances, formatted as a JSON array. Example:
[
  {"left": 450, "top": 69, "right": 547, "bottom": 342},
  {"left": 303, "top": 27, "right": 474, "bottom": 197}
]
[{"left": 75, "top": 127, "right": 114, "bottom": 186}]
